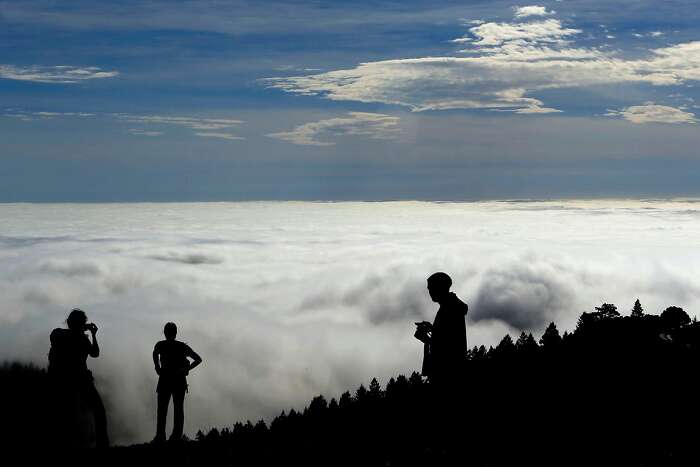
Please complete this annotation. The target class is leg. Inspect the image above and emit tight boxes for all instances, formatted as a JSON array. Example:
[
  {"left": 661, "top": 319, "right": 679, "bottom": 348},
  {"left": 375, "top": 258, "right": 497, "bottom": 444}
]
[
  {"left": 83, "top": 383, "right": 109, "bottom": 448},
  {"left": 170, "top": 389, "right": 185, "bottom": 441},
  {"left": 156, "top": 390, "right": 171, "bottom": 442}
]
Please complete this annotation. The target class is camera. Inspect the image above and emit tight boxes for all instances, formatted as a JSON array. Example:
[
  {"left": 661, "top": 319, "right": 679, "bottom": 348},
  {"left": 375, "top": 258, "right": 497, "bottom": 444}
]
[
  {"left": 414, "top": 321, "right": 432, "bottom": 330},
  {"left": 414, "top": 321, "right": 432, "bottom": 343}
]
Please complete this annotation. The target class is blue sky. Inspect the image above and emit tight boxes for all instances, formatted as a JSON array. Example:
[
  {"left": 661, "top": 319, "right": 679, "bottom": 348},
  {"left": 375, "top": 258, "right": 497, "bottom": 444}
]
[{"left": 2, "top": 0, "right": 700, "bottom": 201}]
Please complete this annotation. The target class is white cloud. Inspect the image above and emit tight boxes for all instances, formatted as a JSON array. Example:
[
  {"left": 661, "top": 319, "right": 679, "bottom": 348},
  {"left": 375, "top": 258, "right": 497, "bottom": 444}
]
[
  {"left": 634, "top": 31, "right": 666, "bottom": 39},
  {"left": 513, "top": 5, "right": 555, "bottom": 19},
  {"left": 3, "top": 201, "right": 700, "bottom": 443},
  {"left": 3, "top": 113, "right": 35, "bottom": 121},
  {"left": 606, "top": 104, "right": 698, "bottom": 124},
  {"left": 128, "top": 129, "right": 163, "bottom": 137},
  {"left": 3, "top": 110, "right": 96, "bottom": 120},
  {"left": 193, "top": 132, "right": 245, "bottom": 140},
  {"left": 455, "top": 18, "right": 580, "bottom": 46},
  {"left": 117, "top": 114, "right": 245, "bottom": 140},
  {"left": 116, "top": 115, "right": 244, "bottom": 131},
  {"left": 4, "top": 110, "right": 247, "bottom": 140},
  {"left": 265, "top": 10, "right": 700, "bottom": 115},
  {"left": 267, "top": 112, "right": 400, "bottom": 146},
  {"left": 0, "top": 65, "right": 118, "bottom": 83}
]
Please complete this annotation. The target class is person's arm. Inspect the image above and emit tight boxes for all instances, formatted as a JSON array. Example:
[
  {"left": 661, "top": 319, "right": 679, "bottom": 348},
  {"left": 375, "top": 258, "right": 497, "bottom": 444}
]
[
  {"left": 153, "top": 343, "right": 161, "bottom": 375},
  {"left": 88, "top": 324, "right": 100, "bottom": 358},
  {"left": 185, "top": 345, "right": 203, "bottom": 372}
]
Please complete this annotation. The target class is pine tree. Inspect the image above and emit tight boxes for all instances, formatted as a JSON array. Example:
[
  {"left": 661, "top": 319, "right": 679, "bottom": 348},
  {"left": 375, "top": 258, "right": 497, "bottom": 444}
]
[
  {"left": 368, "top": 378, "right": 382, "bottom": 399},
  {"left": 631, "top": 299, "right": 644, "bottom": 318},
  {"left": 308, "top": 394, "right": 328, "bottom": 414},
  {"left": 254, "top": 419, "right": 268, "bottom": 434},
  {"left": 338, "top": 391, "right": 353, "bottom": 409},
  {"left": 354, "top": 384, "right": 368, "bottom": 403},
  {"left": 475, "top": 345, "right": 487, "bottom": 361},
  {"left": 515, "top": 332, "right": 538, "bottom": 358},
  {"left": 328, "top": 398, "right": 339, "bottom": 411},
  {"left": 495, "top": 334, "right": 515, "bottom": 358},
  {"left": 539, "top": 322, "right": 562, "bottom": 348}
]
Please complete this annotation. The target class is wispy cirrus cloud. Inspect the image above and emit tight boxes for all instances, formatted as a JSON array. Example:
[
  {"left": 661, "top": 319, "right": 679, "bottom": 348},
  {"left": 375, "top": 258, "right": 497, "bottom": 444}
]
[
  {"left": 115, "top": 115, "right": 243, "bottom": 131},
  {"left": 0, "top": 65, "right": 118, "bottom": 83},
  {"left": 4, "top": 110, "right": 245, "bottom": 141},
  {"left": 267, "top": 112, "right": 400, "bottom": 146},
  {"left": 3, "top": 110, "right": 96, "bottom": 120},
  {"left": 128, "top": 128, "right": 163, "bottom": 137},
  {"left": 606, "top": 104, "right": 698, "bottom": 124},
  {"left": 264, "top": 9, "right": 700, "bottom": 115},
  {"left": 193, "top": 132, "right": 245, "bottom": 140},
  {"left": 116, "top": 114, "right": 244, "bottom": 141}
]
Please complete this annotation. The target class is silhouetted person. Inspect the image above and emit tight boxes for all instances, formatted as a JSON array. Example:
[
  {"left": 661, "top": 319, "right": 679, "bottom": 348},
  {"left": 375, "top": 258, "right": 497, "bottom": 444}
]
[
  {"left": 415, "top": 272, "right": 468, "bottom": 386},
  {"left": 152, "top": 322, "right": 202, "bottom": 443},
  {"left": 48, "top": 308, "right": 109, "bottom": 448}
]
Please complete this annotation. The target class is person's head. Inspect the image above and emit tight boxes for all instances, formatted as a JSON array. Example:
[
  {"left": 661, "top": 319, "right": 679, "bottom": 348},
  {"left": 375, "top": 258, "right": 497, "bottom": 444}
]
[
  {"left": 164, "top": 322, "right": 177, "bottom": 340},
  {"left": 427, "top": 272, "right": 452, "bottom": 303},
  {"left": 66, "top": 308, "right": 88, "bottom": 332}
]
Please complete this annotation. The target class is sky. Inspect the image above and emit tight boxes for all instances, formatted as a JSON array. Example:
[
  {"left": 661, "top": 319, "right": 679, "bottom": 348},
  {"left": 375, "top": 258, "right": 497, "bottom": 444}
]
[
  {"left": 1, "top": 0, "right": 700, "bottom": 201},
  {"left": 2, "top": 200, "right": 700, "bottom": 444}
]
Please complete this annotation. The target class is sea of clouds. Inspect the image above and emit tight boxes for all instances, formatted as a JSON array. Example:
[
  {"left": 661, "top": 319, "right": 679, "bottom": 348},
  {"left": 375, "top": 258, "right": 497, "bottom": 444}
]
[{"left": 2, "top": 200, "right": 700, "bottom": 444}]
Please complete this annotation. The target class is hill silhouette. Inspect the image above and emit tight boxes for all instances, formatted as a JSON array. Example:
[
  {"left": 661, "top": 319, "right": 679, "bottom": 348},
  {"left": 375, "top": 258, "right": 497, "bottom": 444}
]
[{"left": 4, "top": 300, "right": 700, "bottom": 466}]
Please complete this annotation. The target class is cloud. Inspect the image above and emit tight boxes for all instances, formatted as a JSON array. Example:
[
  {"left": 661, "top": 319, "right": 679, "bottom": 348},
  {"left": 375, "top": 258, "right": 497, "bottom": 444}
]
[
  {"left": 4, "top": 201, "right": 700, "bottom": 444},
  {"left": 470, "top": 258, "right": 578, "bottom": 330},
  {"left": 38, "top": 259, "right": 103, "bottom": 277},
  {"left": 514, "top": 5, "right": 555, "bottom": 18},
  {"left": 116, "top": 115, "right": 243, "bottom": 131},
  {"left": 128, "top": 129, "right": 163, "bottom": 137},
  {"left": 606, "top": 104, "right": 698, "bottom": 124},
  {"left": 116, "top": 114, "right": 245, "bottom": 140},
  {"left": 3, "top": 110, "right": 95, "bottom": 121},
  {"left": 5, "top": 110, "right": 246, "bottom": 140},
  {"left": 148, "top": 252, "right": 224, "bottom": 265},
  {"left": 267, "top": 112, "right": 400, "bottom": 146},
  {"left": 0, "top": 65, "right": 118, "bottom": 83},
  {"left": 264, "top": 10, "right": 700, "bottom": 115},
  {"left": 463, "top": 18, "right": 580, "bottom": 46},
  {"left": 193, "top": 132, "right": 245, "bottom": 141}
]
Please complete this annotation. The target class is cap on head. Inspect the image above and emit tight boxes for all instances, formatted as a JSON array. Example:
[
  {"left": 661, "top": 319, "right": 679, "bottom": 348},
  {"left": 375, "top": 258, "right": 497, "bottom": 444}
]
[
  {"left": 67, "top": 308, "right": 87, "bottom": 331},
  {"left": 164, "top": 322, "right": 177, "bottom": 340}
]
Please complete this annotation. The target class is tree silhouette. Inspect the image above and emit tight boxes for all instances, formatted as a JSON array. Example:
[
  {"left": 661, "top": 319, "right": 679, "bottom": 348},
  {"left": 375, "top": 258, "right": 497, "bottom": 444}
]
[
  {"left": 495, "top": 334, "right": 515, "bottom": 359},
  {"left": 595, "top": 302, "right": 620, "bottom": 318},
  {"left": 515, "top": 332, "right": 538, "bottom": 357},
  {"left": 660, "top": 306, "right": 691, "bottom": 329},
  {"left": 631, "top": 299, "right": 644, "bottom": 318},
  {"left": 368, "top": 378, "right": 382, "bottom": 401},
  {"left": 539, "top": 322, "right": 562, "bottom": 348}
]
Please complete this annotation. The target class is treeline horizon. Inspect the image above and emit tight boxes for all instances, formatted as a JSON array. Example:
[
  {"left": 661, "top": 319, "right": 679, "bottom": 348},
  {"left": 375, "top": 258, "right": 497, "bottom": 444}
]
[{"left": 4, "top": 298, "right": 700, "bottom": 466}]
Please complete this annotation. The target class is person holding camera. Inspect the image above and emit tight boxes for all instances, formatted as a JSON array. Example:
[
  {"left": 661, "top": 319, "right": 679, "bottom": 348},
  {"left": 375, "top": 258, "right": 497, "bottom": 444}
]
[
  {"left": 152, "top": 322, "right": 202, "bottom": 444},
  {"left": 48, "top": 308, "right": 109, "bottom": 448},
  {"left": 414, "top": 272, "right": 468, "bottom": 387}
]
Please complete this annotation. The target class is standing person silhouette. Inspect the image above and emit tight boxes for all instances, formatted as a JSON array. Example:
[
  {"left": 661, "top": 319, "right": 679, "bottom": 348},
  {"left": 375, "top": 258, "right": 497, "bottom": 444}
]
[
  {"left": 152, "top": 322, "right": 202, "bottom": 444},
  {"left": 48, "top": 308, "right": 109, "bottom": 448},
  {"left": 414, "top": 272, "right": 469, "bottom": 453},
  {"left": 414, "top": 272, "right": 468, "bottom": 387}
]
